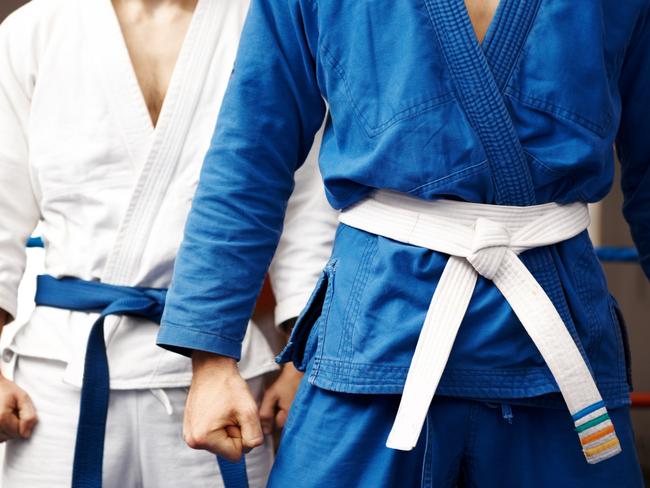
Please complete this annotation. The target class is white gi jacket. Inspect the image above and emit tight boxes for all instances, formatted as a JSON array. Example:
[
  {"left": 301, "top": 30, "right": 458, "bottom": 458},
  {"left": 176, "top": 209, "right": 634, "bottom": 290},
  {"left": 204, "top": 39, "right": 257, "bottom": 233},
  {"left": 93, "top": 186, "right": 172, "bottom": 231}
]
[{"left": 0, "top": 0, "right": 336, "bottom": 388}]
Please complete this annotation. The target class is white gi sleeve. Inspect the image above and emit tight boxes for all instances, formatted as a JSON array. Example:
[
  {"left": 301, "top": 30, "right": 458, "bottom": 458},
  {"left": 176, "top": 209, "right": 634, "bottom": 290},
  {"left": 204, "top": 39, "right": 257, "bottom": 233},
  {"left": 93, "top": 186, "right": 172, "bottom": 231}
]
[
  {"left": 268, "top": 127, "right": 338, "bottom": 328},
  {"left": 0, "top": 9, "right": 41, "bottom": 322}
]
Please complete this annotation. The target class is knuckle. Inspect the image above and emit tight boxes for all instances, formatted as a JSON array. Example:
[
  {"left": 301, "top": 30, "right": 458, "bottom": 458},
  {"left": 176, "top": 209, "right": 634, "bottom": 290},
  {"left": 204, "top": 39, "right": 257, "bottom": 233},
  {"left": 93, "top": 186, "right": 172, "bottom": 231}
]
[
  {"left": 17, "top": 390, "right": 30, "bottom": 402},
  {"left": 244, "top": 436, "right": 263, "bottom": 449},
  {"left": 183, "top": 432, "right": 201, "bottom": 450},
  {"left": 184, "top": 431, "right": 212, "bottom": 451},
  {"left": 242, "top": 404, "right": 258, "bottom": 419}
]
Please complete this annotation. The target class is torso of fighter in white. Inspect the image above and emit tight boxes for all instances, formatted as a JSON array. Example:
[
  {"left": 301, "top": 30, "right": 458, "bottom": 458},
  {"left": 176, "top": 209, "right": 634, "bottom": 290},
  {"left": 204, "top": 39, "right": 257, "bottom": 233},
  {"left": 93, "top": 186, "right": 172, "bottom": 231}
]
[{"left": 0, "top": 0, "right": 335, "bottom": 486}]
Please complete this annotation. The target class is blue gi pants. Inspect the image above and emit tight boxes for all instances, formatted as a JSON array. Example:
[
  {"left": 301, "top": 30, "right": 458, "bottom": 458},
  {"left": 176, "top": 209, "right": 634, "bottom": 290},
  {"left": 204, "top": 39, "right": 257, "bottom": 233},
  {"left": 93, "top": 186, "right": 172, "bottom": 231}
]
[{"left": 269, "top": 366, "right": 643, "bottom": 487}]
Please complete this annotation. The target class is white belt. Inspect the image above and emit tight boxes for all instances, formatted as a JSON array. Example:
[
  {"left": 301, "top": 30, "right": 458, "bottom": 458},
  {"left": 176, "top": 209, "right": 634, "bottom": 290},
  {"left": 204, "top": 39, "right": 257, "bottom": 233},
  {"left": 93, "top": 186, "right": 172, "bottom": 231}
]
[{"left": 339, "top": 190, "right": 621, "bottom": 464}]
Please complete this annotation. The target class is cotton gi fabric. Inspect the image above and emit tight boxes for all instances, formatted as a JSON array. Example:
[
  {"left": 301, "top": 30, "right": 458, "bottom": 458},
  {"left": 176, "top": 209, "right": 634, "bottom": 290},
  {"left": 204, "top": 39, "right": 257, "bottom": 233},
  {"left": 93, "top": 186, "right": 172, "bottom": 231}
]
[
  {"left": 268, "top": 365, "right": 643, "bottom": 487},
  {"left": 160, "top": 0, "right": 649, "bottom": 410},
  {"left": 2, "top": 356, "right": 273, "bottom": 488},
  {"left": 339, "top": 193, "right": 622, "bottom": 462},
  {"left": 0, "top": 0, "right": 335, "bottom": 390}
]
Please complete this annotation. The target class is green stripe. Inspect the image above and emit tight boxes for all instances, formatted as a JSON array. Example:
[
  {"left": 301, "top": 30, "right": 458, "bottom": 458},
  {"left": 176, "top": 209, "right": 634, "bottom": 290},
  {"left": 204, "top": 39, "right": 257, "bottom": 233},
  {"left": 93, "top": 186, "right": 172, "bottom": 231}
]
[{"left": 576, "top": 413, "right": 610, "bottom": 433}]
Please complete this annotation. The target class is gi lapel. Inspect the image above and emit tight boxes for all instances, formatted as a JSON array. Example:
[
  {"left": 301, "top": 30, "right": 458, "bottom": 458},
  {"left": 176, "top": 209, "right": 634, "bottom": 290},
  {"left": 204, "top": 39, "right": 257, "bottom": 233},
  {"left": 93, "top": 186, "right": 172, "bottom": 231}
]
[
  {"left": 80, "top": 0, "right": 154, "bottom": 175},
  {"left": 425, "top": 0, "right": 537, "bottom": 206},
  {"left": 481, "top": 0, "right": 543, "bottom": 92},
  {"left": 101, "top": 0, "right": 221, "bottom": 286},
  {"left": 424, "top": 0, "right": 590, "bottom": 361}
]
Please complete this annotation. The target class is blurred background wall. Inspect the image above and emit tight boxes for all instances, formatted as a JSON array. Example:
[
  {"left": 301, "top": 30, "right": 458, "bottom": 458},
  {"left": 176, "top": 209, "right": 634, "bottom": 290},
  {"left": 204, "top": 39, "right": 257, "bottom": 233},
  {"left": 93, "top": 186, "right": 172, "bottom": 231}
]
[
  {"left": 596, "top": 168, "right": 650, "bottom": 481},
  {"left": 0, "top": 0, "right": 648, "bottom": 483}
]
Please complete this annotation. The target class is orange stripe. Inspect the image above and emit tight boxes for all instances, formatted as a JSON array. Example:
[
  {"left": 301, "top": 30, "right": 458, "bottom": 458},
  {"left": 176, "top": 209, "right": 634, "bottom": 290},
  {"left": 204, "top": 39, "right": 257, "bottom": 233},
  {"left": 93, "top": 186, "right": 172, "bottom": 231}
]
[
  {"left": 580, "top": 425, "right": 615, "bottom": 446},
  {"left": 584, "top": 438, "right": 620, "bottom": 457}
]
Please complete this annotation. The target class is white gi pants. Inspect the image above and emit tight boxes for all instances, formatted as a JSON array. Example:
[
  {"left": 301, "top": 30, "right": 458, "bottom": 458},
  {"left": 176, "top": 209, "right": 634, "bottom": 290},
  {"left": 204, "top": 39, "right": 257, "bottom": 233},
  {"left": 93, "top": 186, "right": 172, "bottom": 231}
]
[{"left": 2, "top": 355, "right": 273, "bottom": 488}]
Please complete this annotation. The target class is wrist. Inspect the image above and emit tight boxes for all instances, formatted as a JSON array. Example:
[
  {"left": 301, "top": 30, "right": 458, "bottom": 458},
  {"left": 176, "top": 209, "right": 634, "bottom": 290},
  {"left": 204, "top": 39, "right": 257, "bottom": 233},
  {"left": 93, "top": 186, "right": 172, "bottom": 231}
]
[
  {"left": 281, "top": 361, "right": 303, "bottom": 379},
  {"left": 191, "top": 351, "right": 238, "bottom": 376}
]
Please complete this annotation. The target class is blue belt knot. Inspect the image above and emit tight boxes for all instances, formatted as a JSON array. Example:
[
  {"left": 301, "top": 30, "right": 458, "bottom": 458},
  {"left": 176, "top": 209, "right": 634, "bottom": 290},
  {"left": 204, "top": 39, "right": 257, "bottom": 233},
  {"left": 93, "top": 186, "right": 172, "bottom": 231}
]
[{"left": 34, "top": 275, "right": 248, "bottom": 488}]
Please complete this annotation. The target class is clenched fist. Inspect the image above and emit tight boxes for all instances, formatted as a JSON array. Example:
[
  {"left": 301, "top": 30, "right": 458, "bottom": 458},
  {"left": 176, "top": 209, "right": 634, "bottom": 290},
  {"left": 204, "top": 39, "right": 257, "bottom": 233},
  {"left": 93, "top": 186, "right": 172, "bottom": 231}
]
[
  {"left": 259, "top": 362, "right": 303, "bottom": 435},
  {"left": 0, "top": 375, "right": 37, "bottom": 443},
  {"left": 183, "top": 352, "right": 264, "bottom": 461},
  {"left": 0, "top": 309, "right": 38, "bottom": 443}
]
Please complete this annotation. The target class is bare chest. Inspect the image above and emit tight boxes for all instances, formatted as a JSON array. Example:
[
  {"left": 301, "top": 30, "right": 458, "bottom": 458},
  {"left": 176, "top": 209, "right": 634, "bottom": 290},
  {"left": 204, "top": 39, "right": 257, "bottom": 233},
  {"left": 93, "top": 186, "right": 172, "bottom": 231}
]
[
  {"left": 465, "top": 0, "right": 501, "bottom": 43},
  {"left": 112, "top": 3, "right": 196, "bottom": 127}
]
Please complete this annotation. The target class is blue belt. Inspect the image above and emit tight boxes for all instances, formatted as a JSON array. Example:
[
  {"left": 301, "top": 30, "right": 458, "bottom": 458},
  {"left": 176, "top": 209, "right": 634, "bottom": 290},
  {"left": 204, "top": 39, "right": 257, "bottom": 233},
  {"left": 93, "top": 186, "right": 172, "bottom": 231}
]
[{"left": 34, "top": 275, "right": 249, "bottom": 488}]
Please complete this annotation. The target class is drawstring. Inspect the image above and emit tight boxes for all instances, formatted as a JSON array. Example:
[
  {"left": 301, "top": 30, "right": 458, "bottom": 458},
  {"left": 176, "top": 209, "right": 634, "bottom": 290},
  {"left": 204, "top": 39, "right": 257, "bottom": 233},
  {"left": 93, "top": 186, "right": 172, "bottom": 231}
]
[
  {"left": 501, "top": 403, "right": 513, "bottom": 424},
  {"left": 150, "top": 388, "right": 174, "bottom": 416}
]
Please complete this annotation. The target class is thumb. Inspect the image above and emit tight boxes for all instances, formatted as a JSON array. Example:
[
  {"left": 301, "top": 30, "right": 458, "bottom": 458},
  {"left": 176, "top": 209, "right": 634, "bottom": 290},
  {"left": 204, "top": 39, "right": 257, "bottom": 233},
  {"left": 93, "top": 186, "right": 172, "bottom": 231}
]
[
  {"left": 259, "top": 389, "right": 278, "bottom": 435},
  {"left": 214, "top": 426, "right": 243, "bottom": 462},
  {"left": 17, "top": 393, "right": 37, "bottom": 439},
  {"left": 0, "top": 409, "right": 20, "bottom": 440},
  {"left": 236, "top": 407, "right": 264, "bottom": 451}
]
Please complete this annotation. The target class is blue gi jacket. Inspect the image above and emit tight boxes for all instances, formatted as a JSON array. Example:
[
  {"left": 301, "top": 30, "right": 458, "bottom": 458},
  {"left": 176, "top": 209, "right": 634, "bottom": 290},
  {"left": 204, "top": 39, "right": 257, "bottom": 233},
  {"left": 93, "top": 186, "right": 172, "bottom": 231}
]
[{"left": 158, "top": 0, "right": 650, "bottom": 407}]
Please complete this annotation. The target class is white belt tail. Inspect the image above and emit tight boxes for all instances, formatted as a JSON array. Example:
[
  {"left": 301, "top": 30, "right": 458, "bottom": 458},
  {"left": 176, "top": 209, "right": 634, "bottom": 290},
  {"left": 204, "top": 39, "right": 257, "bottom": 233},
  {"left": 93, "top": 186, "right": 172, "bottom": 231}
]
[{"left": 339, "top": 190, "right": 621, "bottom": 465}]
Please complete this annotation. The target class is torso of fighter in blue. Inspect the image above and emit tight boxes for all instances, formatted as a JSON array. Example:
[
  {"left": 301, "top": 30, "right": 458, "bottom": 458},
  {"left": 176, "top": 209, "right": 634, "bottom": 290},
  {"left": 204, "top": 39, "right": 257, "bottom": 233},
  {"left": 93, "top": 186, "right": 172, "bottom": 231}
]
[{"left": 159, "top": 0, "right": 650, "bottom": 416}]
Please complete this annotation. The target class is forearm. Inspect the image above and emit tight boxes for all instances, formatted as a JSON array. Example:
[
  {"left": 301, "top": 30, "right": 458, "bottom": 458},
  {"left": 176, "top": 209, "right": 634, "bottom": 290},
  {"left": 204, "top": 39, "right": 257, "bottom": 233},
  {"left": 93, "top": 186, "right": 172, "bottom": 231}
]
[
  {"left": 158, "top": 0, "right": 326, "bottom": 358},
  {"left": 192, "top": 351, "right": 238, "bottom": 376},
  {"left": 159, "top": 163, "right": 294, "bottom": 359}
]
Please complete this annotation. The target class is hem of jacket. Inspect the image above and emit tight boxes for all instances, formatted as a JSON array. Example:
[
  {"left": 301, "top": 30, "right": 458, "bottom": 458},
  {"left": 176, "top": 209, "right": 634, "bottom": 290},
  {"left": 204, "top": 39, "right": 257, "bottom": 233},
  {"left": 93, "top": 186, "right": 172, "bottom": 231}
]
[
  {"left": 309, "top": 358, "right": 631, "bottom": 409},
  {"left": 5, "top": 350, "right": 278, "bottom": 389},
  {"left": 156, "top": 321, "right": 242, "bottom": 360},
  {"left": 108, "top": 361, "right": 279, "bottom": 388}
]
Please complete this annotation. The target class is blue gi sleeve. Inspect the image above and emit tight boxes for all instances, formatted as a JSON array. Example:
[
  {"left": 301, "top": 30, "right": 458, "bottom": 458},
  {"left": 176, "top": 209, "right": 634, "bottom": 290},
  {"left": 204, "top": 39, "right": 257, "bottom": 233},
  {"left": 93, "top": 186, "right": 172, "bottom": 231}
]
[
  {"left": 157, "top": 0, "right": 326, "bottom": 359},
  {"left": 616, "top": 6, "right": 650, "bottom": 280}
]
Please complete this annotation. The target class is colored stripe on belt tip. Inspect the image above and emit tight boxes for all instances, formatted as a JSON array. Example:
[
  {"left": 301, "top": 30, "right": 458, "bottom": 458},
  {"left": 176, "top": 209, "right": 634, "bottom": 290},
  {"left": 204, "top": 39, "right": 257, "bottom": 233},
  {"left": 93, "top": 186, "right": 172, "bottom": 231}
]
[{"left": 573, "top": 401, "right": 621, "bottom": 464}]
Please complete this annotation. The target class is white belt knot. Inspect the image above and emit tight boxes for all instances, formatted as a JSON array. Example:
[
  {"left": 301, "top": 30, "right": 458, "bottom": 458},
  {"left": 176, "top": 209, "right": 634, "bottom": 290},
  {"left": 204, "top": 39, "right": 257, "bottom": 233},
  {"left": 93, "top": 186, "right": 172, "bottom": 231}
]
[
  {"left": 468, "top": 218, "right": 511, "bottom": 280},
  {"left": 339, "top": 191, "right": 621, "bottom": 464}
]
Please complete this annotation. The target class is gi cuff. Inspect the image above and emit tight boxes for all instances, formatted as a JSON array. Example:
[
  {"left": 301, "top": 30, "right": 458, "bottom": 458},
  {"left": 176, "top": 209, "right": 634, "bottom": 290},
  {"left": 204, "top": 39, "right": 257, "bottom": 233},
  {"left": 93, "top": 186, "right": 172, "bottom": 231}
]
[{"left": 156, "top": 321, "right": 242, "bottom": 361}]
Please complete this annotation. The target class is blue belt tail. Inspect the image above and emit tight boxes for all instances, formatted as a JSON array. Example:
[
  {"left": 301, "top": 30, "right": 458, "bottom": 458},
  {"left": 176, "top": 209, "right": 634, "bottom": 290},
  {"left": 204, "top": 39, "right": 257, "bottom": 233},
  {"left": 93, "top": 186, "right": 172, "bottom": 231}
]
[{"left": 34, "top": 275, "right": 249, "bottom": 488}]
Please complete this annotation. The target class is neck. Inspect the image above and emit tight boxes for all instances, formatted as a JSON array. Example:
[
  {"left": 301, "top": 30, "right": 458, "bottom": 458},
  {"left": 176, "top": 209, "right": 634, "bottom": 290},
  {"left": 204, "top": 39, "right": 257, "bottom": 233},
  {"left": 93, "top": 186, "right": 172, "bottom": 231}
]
[{"left": 112, "top": 0, "right": 198, "bottom": 15}]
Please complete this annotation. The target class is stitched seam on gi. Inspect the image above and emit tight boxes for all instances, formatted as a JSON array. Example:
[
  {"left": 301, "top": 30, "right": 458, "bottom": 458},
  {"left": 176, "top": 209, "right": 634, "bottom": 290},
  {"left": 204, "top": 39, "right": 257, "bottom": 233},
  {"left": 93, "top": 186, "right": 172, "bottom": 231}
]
[
  {"left": 319, "top": 44, "right": 455, "bottom": 138},
  {"left": 483, "top": 0, "right": 542, "bottom": 92},
  {"left": 505, "top": 87, "right": 612, "bottom": 138},
  {"left": 608, "top": 298, "right": 632, "bottom": 390},
  {"left": 157, "top": 321, "right": 242, "bottom": 346},
  {"left": 423, "top": 0, "right": 537, "bottom": 206},
  {"left": 572, "top": 238, "right": 603, "bottom": 360},
  {"left": 523, "top": 150, "right": 590, "bottom": 202},
  {"left": 407, "top": 160, "right": 488, "bottom": 197},
  {"left": 308, "top": 357, "right": 632, "bottom": 406},
  {"left": 340, "top": 236, "right": 378, "bottom": 375},
  {"left": 332, "top": 235, "right": 372, "bottom": 362},
  {"left": 311, "top": 260, "right": 338, "bottom": 382}
]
